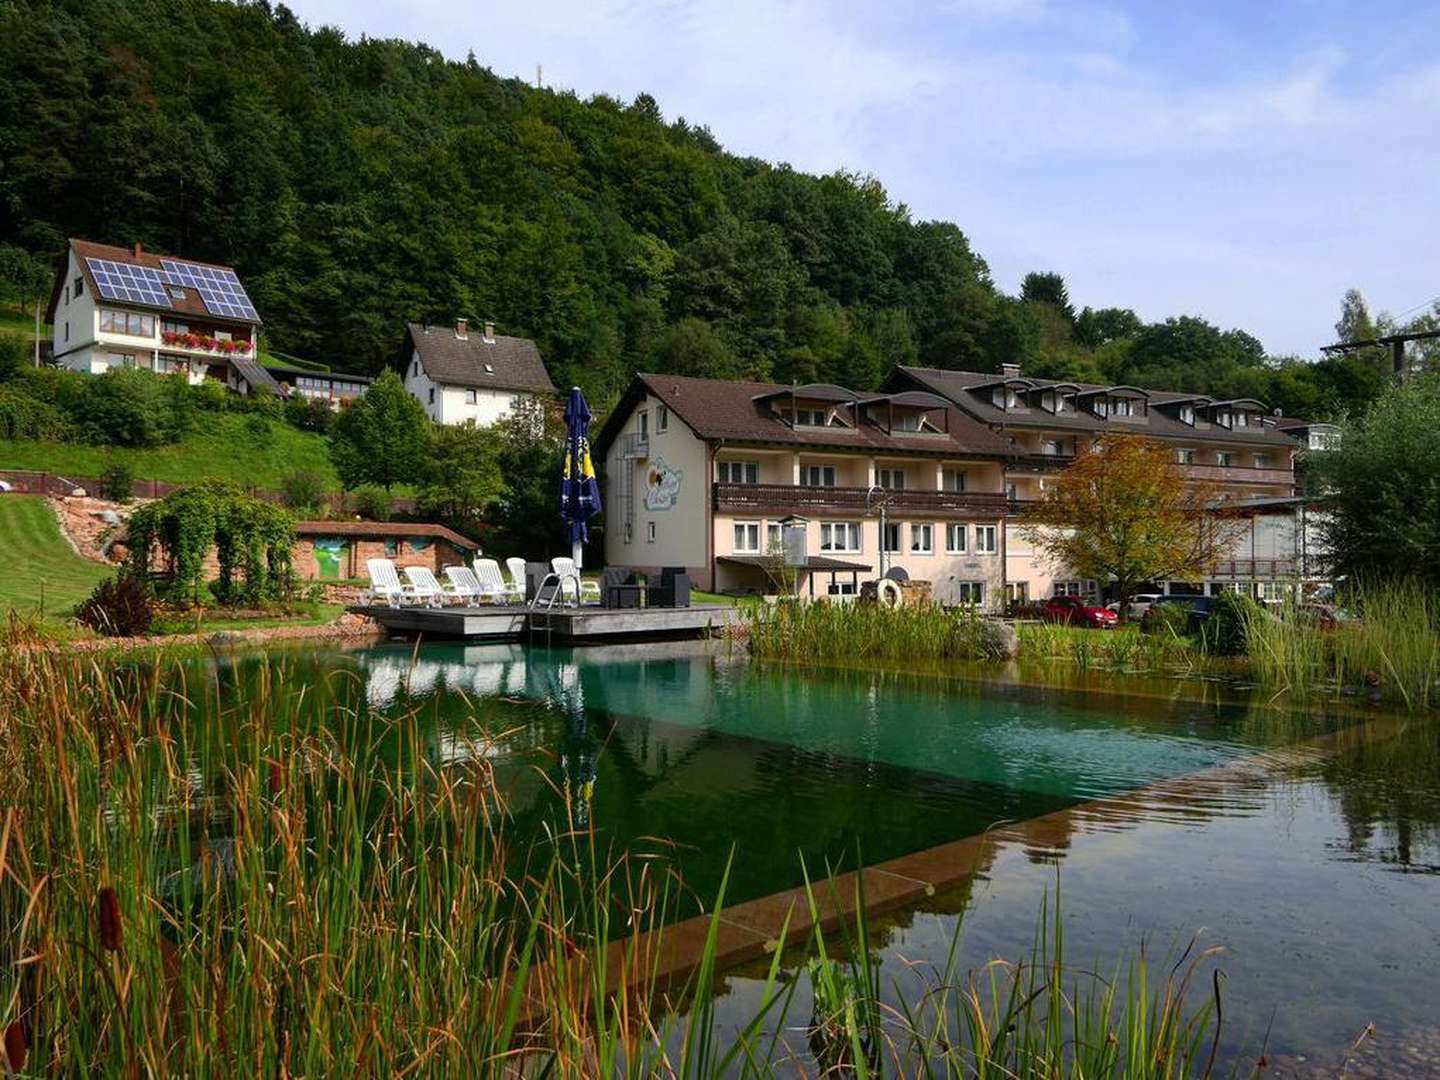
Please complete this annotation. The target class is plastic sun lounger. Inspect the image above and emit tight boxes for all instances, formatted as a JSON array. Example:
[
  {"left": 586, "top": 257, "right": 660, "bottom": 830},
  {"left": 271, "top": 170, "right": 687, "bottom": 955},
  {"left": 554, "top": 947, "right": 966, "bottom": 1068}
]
[
  {"left": 551, "top": 557, "right": 601, "bottom": 605},
  {"left": 443, "top": 565, "right": 486, "bottom": 605},
  {"left": 505, "top": 558, "right": 528, "bottom": 601},
  {"left": 472, "top": 558, "right": 519, "bottom": 604},
  {"left": 402, "top": 566, "right": 450, "bottom": 607},
  {"left": 366, "top": 558, "right": 414, "bottom": 608}
]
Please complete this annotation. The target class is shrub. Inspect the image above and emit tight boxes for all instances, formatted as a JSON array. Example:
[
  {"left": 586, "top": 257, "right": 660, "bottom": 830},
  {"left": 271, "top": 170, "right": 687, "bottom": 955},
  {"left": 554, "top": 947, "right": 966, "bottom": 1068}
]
[
  {"left": 98, "top": 463, "right": 135, "bottom": 503},
  {"left": 1199, "top": 591, "right": 1264, "bottom": 656},
  {"left": 351, "top": 483, "right": 393, "bottom": 521},
  {"left": 0, "top": 331, "right": 27, "bottom": 382},
  {"left": 1141, "top": 603, "right": 1191, "bottom": 639},
  {"left": 284, "top": 394, "right": 334, "bottom": 434},
  {"left": 75, "top": 574, "right": 154, "bottom": 637},
  {"left": 280, "top": 467, "right": 328, "bottom": 515},
  {"left": 0, "top": 383, "right": 69, "bottom": 440}
]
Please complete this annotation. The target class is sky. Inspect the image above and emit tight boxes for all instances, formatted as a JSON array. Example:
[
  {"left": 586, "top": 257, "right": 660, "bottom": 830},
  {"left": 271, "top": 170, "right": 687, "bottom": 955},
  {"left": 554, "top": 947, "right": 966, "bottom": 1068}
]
[{"left": 285, "top": 0, "right": 1440, "bottom": 357}]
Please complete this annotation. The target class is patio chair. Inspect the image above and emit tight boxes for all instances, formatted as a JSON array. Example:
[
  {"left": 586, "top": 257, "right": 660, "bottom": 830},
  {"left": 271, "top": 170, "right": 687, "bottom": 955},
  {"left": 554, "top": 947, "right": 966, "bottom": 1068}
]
[
  {"left": 551, "top": 556, "right": 601, "bottom": 605},
  {"left": 402, "top": 566, "right": 449, "bottom": 607},
  {"left": 365, "top": 558, "right": 414, "bottom": 608},
  {"left": 474, "top": 558, "right": 523, "bottom": 603},
  {"left": 504, "top": 557, "right": 529, "bottom": 601},
  {"left": 443, "top": 565, "right": 487, "bottom": 605}
]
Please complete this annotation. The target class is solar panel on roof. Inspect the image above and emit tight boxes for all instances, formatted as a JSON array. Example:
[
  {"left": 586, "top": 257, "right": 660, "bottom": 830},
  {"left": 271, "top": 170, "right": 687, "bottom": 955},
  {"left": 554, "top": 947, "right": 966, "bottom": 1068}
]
[
  {"left": 85, "top": 258, "right": 173, "bottom": 310},
  {"left": 160, "top": 260, "right": 260, "bottom": 322}
]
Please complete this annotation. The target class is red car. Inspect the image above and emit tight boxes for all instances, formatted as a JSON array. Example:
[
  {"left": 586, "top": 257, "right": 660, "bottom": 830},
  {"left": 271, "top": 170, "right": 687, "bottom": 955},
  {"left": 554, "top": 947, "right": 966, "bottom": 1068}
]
[{"left": 1042, "top": 595, "right": 1119, "bottom": 628}]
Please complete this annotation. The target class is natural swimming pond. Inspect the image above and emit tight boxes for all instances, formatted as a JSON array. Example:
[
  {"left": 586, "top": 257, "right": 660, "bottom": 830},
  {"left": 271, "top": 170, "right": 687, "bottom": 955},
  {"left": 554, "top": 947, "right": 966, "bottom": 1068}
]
[{"left": 164, "top": 640, "right": 1440, "bottom": 1073}]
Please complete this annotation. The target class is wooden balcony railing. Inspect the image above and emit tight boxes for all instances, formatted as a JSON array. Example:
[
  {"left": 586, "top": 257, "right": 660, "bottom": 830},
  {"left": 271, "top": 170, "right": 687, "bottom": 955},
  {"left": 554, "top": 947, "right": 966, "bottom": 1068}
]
[
  {"left": 1209, "top": 558, "right": 1300, "bottom": 578},
  {"left": 713, "top": 482, "right": 1009, "bottom": 517},
  {"left": 1182, "top": 463, "right": 1294, "bottom": 486}
]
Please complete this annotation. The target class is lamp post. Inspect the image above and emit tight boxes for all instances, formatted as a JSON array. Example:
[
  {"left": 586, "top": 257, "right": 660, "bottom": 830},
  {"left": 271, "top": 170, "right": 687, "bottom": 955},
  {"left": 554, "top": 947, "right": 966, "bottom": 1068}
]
[{"left": 866, "top": 485, "right": 892, "bottom": 580}]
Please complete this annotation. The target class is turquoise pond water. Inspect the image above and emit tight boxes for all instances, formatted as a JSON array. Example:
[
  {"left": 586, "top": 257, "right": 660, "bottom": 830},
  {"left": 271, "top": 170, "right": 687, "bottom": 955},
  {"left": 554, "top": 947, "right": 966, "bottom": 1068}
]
[{"left": 174, "top": 640, "right": 1440, "bottom": 1071}]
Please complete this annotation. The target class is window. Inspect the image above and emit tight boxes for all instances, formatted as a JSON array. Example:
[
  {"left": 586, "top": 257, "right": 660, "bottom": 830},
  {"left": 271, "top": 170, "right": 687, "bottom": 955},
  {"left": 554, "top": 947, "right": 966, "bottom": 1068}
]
[
  {"left": 647, "top": 522, "right": 656, "bottom": 543},
  {"left": 639, "top": 410, "right": 649, "bottom": 440},
  {"left": 1092, "top": 397, "right": 1108, "bottom": 417},
  {"left": 64, "top": 321, "right": 69, "bottom": 342},
  {"left": 74, "top": 276, "right": 83, "bottom": 296},
  {"left": 1216, "top": 410, "right": 1232, "bottom": 428},
  {"left": 99, "top": 309, "right": 155, "bottom": 337},
  {"left": 162, "top": 319, "right": 189, "bottom": 336},
  {"left": 802, "top": 465, "right": 837, "bottom": 487},
  {"left": 733, "top": 521, "right": 761, "bottom": 553},
  {"left": 942, "top": 468, "right": 966, "bottom": 492},
  {"left": 991, "top": 387, "right": 1018, "bottom": 409},
  {"left": 718, "top": 460, "right": 760, "bottom": 484},
  {"left": 1253, "top": 454, "right": 1269, "bottom": 468},
  {"left": 412, "top": 360, "right": 419, "bottom": 377},
  {"left": 1179, "top": 404, "right": 1195, "bottom": 425},
  {"left": 819, "top": 521, "right": 861, "bottom": 553},
  {"left": 1006, "top": 483, "right": 1019, "bottom": 500},
  {"left": 656, "top": 405, "right": 669, "bottom": 432},
  {"left": 1111, "top": 396, "right": 1142, "bottom": 417},
  {"left": 1217, "top": 451, "right": 1234, "bottom": 467},
  {"left": 465, "top": 389, "right": 478, "bottom": 404},
  {"left": 1258, "top": 580, "right": 1288, "bottom": 603},
  {"left": 786, "top": 406, "right": 840, "bottom": 427},
  {"left": 945, "top": 523, "right": 967, "bottom": 553},
  {"left": 1006, "top": 582, "right": 1029, "bottom": 603},
  {"left": 428, "top": 387, "right": 435, "bottom": 405},
  {"left": 1055, "top": 580, "right": 1088, "bottom": 597},
  {"left": 623, "top": 522, "right": 633, "bottom": 544},
  {"left": 1176, "top": 448, "right": 1195, "bottom": 465},
  {"left": 876, "top": 467, "right": 905, "bottom": 490},
  {"left": 1041, "top": 439, "right": 1066, "bottom": 457},
  {"left": 974, "top": 525, "right": 998, "bottom": 553},
  {"left": 909, "top": 523, "right": 933, "bottom": 554},
  {"left": 1041, "top": 391, "right": 1055, "bottom": 412},
  {"left": 766, "top": 521, "right": 782, "bottom": 552},
  {"left": 1234, "top": 411, "right": 1252, "bottom": 428},
  {"left": 881, "top": 522, "right": 901, "bottom": 553},
  {"left": 955, "top": 581, "right": 985, "bottom": 606},
  {"left": 1056, "top": 394, "right": 1073, "bottom": 413}
]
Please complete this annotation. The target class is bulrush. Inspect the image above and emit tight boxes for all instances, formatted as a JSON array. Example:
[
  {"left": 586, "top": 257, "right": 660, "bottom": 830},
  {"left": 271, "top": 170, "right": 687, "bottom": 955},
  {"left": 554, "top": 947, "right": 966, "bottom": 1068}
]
[
  {"left": 97, "top": 886, "right": 123, "bottom": 952},
  {"left": 3, "top": 1021, "right": 26, "bottom": 1072}
]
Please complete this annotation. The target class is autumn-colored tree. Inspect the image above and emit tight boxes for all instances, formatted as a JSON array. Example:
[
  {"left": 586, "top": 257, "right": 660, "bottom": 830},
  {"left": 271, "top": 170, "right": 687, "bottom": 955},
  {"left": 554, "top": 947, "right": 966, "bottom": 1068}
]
[{"left": 1019, "top": 436, "right": 1248, "bottom": 609}]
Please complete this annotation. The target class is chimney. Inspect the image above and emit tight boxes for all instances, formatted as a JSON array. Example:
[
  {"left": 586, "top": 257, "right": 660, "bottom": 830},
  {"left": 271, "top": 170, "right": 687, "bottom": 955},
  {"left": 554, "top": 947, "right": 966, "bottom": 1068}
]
[
  {"left": 483, "top": 320, "right": 496, "bottom": 343},
  {"left": 133, "top": 242, "right": 143, "bottom": 260},
  {"left": 454, "top": 317, "right": 468, "bottom": 339},
  {"left": 1001, "top": 362, "right": 1021, "bottom": 379}
]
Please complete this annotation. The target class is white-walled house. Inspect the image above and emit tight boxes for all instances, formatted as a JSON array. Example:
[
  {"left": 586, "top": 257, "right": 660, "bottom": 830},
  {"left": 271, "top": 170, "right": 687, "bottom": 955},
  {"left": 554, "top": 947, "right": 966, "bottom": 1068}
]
[
  {"left": 593, "top": 374, "right": 1014, "bottom": 604},
  {"left": 402, "top": 319, "right": 556, "bottom": 425},
  {"left": 47, "top": 239, "right": 262, "bottom": 385}
]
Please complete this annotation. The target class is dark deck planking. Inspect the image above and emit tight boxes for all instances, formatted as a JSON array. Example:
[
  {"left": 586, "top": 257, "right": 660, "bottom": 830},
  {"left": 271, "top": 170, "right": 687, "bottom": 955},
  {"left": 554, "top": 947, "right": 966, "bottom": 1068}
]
[{"left": 350, "top": 603, "right": 738, "bottom": 642}]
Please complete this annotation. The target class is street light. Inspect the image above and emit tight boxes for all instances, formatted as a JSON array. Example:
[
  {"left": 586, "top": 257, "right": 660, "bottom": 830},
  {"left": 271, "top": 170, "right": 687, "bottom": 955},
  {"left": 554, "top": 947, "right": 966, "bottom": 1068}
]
[{"left": 866, "top": 484, "right": 894, "bottom": 579}]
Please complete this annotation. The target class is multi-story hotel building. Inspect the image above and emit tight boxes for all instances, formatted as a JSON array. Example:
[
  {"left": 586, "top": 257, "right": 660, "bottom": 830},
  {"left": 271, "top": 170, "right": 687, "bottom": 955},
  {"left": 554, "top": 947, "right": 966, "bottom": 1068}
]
[
  {"left": 884, "top": 364, "right": 1327, "bottom": 602},
  {"left": 596, "top": 374, "right": 1014, "bottom": 605}
]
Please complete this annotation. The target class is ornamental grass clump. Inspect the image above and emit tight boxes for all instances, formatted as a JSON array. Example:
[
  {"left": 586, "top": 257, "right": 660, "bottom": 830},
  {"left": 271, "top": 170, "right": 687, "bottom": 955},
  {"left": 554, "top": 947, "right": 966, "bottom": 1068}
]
[{"left": 744, "top": 600, "right": 1011, "bottom": 664}]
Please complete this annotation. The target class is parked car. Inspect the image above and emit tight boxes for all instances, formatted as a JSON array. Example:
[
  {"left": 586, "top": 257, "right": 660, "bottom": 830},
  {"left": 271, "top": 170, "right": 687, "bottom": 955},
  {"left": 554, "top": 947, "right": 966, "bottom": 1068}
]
[
  {"left": 1106, "top": 593, "right": 1164, "bottom": 619},
  {"left": 1141, "top": 595, "right": 1215, "bottom": 634},
  {"left": 1296, "top": 603, "right": 1361, "bottom": 630},
  {"left": 1042, "top": 595, "right": 1118, "bottom": 628}
]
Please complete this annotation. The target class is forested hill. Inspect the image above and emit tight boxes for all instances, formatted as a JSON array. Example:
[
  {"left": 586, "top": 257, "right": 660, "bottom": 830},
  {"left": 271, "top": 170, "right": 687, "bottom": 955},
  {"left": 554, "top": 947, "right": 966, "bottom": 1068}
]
[{"left": 0, "top": 0, "right": 1387, "bottom": 416}]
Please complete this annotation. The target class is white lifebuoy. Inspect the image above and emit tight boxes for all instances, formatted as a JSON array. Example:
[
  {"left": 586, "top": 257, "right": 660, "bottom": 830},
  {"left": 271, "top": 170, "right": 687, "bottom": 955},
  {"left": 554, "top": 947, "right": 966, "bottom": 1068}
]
[{"left": 876, "top": 578, "right": 903, "bottom": 608}]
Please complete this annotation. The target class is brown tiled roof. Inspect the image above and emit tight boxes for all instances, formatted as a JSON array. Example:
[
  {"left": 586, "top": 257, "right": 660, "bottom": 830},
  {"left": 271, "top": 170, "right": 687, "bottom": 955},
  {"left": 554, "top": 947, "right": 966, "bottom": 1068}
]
[
  {"left": 51, "top": 238, "right": 261, "bottom": 326},
  {"left": 404, "top": 323, "right": 556, "bottom": 394},
  {"left": 596, "top": 373, "right": 1013, "bottom": 459},
  {"left": 888, "top": 366, "right": 1306, "bottom": 449},
  {"left": 295, "top": 520, "right": 479, "bottom": 550}
]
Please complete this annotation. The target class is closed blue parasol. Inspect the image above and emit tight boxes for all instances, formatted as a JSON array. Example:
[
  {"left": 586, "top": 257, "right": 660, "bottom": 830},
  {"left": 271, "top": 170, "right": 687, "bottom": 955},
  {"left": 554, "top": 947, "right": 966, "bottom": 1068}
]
[{"left": 560, "top": 385, "right": 602, "bottom": 566}]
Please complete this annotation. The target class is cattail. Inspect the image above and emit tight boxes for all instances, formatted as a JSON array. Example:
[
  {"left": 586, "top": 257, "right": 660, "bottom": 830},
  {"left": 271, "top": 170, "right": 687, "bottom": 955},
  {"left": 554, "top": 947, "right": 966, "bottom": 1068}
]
[
  {"left": 269, "top": 761, "right": 284, "bottom": 797},
  {"left": 97, "top": 886, "right": 123, "bottom": 952},
  {"left": 4, "top": 1021, "right": 26, "bottom": 1072}
]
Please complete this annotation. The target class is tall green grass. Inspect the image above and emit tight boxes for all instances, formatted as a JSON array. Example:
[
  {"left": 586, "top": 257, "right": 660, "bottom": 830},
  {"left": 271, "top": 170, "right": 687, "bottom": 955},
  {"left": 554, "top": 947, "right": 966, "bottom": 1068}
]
[
  {"left": 744, "top": 600, "right": 1012, "bottom": 663},
  {"left": 0, "top": 646, "right": 1245, "bottom": 1075},
  {"left": 1019, "top": 622, "right": 1198, "bottom": 673},
  {"left": 1244, "top": 579, "right": 1440, "bottom": 709}
]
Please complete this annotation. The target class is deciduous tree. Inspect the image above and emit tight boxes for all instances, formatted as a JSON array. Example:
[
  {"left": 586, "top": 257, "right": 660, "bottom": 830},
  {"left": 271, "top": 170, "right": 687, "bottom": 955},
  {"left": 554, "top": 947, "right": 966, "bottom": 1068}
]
[
  {"left": 1019, "top": 436, "right": 1248, "bottom": 608},
  {"left": 330, "top": 370, "right": 430, "bottom": 491}
]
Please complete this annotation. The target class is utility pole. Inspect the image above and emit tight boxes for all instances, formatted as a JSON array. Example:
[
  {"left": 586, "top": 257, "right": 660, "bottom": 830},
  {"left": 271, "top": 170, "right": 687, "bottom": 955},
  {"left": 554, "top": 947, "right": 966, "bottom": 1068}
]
[{"left": 1320, "top": 328, "right": 1440, "bottom": 381}]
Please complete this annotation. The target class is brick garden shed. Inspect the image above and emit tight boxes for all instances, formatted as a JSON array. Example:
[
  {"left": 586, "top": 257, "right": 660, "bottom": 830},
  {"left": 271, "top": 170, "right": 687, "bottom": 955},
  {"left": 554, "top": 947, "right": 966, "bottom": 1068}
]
[{"left": 294, "top": 521, "right": 478, "bottom": 581}]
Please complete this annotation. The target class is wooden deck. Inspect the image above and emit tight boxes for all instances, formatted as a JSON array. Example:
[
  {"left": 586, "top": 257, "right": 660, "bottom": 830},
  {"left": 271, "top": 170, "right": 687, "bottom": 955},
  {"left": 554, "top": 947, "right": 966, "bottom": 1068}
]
[{"left": 350, "top": 603, "right": 738, "bottom": 642}]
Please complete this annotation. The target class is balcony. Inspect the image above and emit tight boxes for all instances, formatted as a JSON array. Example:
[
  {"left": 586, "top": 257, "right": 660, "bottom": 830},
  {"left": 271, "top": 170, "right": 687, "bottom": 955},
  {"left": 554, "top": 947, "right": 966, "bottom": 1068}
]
[
  {"left": 1183, "top": 463, "right": 1293, "bottom": 487},
  {"left": 1209, "top": 558, "right": 1300, "bottom": 579},
  {"left": 713, "top": 482, "right": 1009, "bottom": 517},
  {"left": 160, "top": 330, "right": 255, "bottom": 359},
  {"left": 1009, "top": 452, "right": 1075, "bottom": 473}
]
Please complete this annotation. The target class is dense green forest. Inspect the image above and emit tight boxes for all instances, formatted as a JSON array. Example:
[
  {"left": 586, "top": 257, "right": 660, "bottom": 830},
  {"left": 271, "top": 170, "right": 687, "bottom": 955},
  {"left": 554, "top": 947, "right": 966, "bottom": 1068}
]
[{"left": 0, "top": 0, "right": 1417, "bottom": 417}]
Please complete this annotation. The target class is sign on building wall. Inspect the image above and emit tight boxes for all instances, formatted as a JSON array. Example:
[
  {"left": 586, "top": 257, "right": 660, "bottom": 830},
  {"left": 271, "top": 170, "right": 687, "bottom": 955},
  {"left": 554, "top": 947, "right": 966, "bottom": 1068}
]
[
  {"left": 643, "top": 457, "right": 682, "bottom": 511},
  {"left": 313, "top": 538, "right": 349, "bottom": 579}
]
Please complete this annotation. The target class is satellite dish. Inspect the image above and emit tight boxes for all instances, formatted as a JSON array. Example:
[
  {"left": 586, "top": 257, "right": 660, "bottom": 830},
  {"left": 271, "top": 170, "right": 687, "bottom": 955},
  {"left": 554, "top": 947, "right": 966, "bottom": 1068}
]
[{"left": 884, "top": 566, "right": 909, "bottom": 583}]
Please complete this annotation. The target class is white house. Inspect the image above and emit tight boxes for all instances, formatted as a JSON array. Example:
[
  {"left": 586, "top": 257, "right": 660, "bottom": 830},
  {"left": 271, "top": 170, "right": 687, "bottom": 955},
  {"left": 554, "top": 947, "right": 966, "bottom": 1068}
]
[
  {"left": 47, "top": 239, "right": 262, "bottom": 386},
  {"left": 402, "top": 319, "right": 555, "bottom": 426}
]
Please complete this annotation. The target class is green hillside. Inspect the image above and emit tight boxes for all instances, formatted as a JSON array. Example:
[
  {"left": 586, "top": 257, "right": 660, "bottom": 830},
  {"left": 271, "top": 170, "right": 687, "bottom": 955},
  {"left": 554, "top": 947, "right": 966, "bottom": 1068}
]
[
  {"left": 0, "top": 495, "right": 110, "bottom": 617},
  {"left": 0, "top": 412, "right": 337, "bottom": 490}
]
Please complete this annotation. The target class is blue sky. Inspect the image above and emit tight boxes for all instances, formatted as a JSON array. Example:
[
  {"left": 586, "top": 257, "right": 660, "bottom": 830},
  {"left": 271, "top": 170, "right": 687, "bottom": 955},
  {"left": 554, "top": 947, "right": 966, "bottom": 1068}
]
[{"left": 286, "top": 0, "right": 1440, "bottom": 356}]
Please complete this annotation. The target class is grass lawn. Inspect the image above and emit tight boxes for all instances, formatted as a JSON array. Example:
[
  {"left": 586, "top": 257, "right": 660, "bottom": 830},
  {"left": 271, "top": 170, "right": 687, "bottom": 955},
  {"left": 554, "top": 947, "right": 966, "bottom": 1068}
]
[
  {"left": 0, "top": 412, "right": 339, "bottom": 489},
  {"left": 0, "top": 303, "right": 48, "bottom": 341},
  {"left": 0, "top": 495, "right": 111, "bottom": 618}
]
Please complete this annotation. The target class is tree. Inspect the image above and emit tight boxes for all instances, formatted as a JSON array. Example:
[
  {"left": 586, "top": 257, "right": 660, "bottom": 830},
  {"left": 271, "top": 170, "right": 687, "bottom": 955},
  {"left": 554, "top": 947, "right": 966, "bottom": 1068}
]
[
  {"left": 1315, "top": 375, "right": 1440, "bottom": 587},
  {"left": 416, "top": 421, "right": 507, "bottom": 537},
  {"left": 487, "top": 398, "right": 568, "bottom": 559},
  {"left": 0, "top": 245, "right": 51, "bottom": 365},
  {"left": 1020, "top": 271, "right": 1075, "bottom": 325},
  {"left": 1074, "top": 306, "right": 1141, "bottom": 349},
  {"left": 330, "top": 369, "right": 430, "bottom": 490},
  {"left": 1019, "top": 436, "right": 1249, "bottom": 609}
]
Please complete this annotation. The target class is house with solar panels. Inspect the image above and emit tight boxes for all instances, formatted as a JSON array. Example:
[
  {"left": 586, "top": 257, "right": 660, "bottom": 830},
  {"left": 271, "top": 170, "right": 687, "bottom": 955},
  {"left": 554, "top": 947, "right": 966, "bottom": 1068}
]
[
  {"left": 401, "top": 318, "right": 556, "bottom": 426},
  {"left": 47, "top": 239, "right": 263, "bottom": 386}
]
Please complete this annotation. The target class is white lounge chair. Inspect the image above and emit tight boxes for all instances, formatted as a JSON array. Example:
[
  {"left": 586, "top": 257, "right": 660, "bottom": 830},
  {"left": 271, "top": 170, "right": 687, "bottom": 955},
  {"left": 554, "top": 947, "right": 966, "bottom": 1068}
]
[
  {"left": 551, "top": 556, "right": 601, "bottom": 605},
  {"left": 366, "top": 558, "right": 416, "bottom": 607},
  {"left": 443, "top": 565, "right": 486, "bottom": 605},
  {"left": 474, "top": 558, "right": 522, "bottom": 603},
  {"left": 505, "top": 558, "right": 528, "bottom": 601},
  {"left": 402, "top": 566, "right": 449, "bottom": 607}
]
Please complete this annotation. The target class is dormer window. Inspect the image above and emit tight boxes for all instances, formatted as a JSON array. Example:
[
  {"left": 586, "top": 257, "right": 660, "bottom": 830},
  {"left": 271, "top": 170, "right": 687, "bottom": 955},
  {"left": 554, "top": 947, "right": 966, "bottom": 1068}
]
[
  {"left": 1092, "top": 397, "right": 1108, "bottom": 418},
  {"left": 1057, "top": 394, "right": 1072, "bottom": 413},
  {"left": 1216, "top": 410, "right": 1231, "bottom": 429},
  {"left": 1179, "top": 405, "right": 1195, "bottom": 425},
  {"left": 992, "top": 387, "right": 1019, "bottom": 410},
  {"left": 1111, "top": 397, "right": 1136, "bottom": 417},
  {"left": 781, "top": 404, "right": 849, "bottom": 428}
]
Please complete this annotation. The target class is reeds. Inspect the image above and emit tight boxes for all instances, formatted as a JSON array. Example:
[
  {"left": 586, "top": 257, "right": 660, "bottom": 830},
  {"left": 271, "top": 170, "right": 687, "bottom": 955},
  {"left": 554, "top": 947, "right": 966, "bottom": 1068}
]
[
  {"left": 1018, "top": 622, "right": 1198, "bottom": 673},
  {"left": 0, "top": 645, "right": 1243, "bottom": 1075},
  {"left": 744, "top": 601, "right": 1012, "bottom": 664}
]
